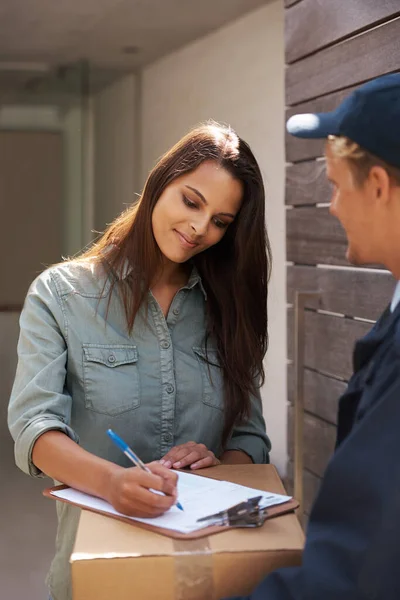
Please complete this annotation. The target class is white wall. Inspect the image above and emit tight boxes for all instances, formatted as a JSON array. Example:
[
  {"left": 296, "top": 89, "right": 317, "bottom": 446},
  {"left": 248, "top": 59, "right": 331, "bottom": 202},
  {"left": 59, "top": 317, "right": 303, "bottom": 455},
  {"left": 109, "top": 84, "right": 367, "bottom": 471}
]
[
  {"left": 93, "top": 74, "right": 138, "bottom": 234},
  {"left": 141, "top": 1, "right": 287, "bottom": 473},
  {"left": 0, "top": 105, "right": 60, "bottom": 129},
  {"left": 63, "top": 105, "right": 85, "bottom": 255},
  {"left": 0, "top": 103, "right": 89, "bottom": 257}
]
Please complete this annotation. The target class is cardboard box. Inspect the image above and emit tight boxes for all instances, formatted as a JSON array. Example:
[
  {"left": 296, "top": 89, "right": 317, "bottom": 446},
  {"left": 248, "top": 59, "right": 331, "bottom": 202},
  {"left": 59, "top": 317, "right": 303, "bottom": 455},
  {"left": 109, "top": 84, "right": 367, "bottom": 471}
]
[{"left": 71, "top": 465, "right": 304, "bottom": 600}]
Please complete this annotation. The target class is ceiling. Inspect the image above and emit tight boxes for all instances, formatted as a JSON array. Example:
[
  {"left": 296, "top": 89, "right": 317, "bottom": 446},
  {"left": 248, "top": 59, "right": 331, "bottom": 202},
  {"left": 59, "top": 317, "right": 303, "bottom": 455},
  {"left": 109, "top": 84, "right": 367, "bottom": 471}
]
[{"left": 0, "top": 0, "right": 269, "bottom": 100}]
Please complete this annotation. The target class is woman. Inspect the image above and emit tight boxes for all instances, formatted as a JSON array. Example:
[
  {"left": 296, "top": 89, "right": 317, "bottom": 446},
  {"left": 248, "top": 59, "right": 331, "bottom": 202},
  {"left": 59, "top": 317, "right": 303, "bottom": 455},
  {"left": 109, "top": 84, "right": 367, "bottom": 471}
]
[{"left": 8, "top": 121, "right": 271, "bottom": 600}]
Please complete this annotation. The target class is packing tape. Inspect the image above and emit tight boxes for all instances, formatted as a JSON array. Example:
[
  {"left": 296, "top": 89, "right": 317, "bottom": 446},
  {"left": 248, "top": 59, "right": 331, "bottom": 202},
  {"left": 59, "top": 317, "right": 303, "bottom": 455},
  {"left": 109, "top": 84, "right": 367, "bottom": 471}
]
[{"left": 173, "top": 537, "right": 214, "bottom": 600}]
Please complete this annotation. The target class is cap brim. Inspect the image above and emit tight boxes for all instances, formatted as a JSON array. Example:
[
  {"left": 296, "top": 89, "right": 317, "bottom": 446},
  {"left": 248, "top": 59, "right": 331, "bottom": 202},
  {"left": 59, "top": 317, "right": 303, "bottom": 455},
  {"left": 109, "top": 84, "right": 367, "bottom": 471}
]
[{"left": 286, "top": 111, "right": 341, "bottom": 139}]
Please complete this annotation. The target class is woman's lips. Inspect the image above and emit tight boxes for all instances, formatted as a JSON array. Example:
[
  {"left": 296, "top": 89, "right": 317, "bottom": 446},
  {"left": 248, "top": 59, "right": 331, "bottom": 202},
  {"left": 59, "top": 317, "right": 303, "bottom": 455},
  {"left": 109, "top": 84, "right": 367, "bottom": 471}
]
[{"left": 174, "top": 229, "right": 198, "bottom": 248}]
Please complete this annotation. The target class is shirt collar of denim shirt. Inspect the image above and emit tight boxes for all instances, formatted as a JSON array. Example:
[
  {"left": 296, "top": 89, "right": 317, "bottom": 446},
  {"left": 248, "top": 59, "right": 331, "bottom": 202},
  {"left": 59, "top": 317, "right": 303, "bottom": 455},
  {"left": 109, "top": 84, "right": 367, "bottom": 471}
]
[{"left": 118, "top": 258, "right": 207, "bottom": 300}]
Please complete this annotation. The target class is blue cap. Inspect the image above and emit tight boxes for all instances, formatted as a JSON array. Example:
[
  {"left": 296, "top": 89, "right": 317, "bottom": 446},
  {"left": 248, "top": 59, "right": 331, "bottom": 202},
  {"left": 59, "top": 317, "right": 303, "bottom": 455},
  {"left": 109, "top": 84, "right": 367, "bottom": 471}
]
[{"left": 286, "top": 73, "right": 400, "bottom": 169}]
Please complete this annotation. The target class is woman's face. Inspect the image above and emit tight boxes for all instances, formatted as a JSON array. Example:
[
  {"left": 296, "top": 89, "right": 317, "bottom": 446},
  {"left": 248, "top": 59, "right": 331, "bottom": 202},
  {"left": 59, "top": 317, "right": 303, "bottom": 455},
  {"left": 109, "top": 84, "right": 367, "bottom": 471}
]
[{"left": 152, "top": 160, "right": 243, "bottom": 264}]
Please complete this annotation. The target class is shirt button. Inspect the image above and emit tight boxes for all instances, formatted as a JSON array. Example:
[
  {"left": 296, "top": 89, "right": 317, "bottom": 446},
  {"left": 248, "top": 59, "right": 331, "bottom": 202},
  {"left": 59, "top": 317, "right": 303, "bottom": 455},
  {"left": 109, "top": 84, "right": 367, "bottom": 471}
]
[
  {"left": 164, "top": 433, "right": 172, "bottom": 443},
  {"left": 166, "top": 384, "right": 175, "bottom": 394},
  {"left": 161, "top": 340, "right": 170, "bottom": 349},
  {"left": 173, "top": 308, "right": 179, "bottom": 316},
  {"left": 108, "top": 354, "right": 116, "bottom": 364}
]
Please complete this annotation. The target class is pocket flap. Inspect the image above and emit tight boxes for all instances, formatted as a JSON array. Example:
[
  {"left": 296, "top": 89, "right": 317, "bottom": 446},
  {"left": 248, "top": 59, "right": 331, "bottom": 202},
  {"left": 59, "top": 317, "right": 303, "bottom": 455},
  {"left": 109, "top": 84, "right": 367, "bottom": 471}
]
[
  {"left": 83, "top": 344, "right": 138, "bottom": 367},
  {"left": 193, "top": 346, "right": 220, "bottom": 366}
]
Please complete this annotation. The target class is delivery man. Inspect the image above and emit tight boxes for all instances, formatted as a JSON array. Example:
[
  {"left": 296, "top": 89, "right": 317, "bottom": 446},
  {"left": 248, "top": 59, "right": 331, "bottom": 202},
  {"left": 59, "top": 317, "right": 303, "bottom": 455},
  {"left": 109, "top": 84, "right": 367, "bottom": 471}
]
[{"left": 224, "top": 73, "right": 400, "bottom": 599}]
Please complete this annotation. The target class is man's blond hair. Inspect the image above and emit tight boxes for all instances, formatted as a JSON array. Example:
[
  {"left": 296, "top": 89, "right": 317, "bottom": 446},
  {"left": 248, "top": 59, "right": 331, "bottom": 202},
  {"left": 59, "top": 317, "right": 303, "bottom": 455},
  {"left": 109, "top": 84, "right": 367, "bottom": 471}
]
[{"left": 328, "top": 135, "right": 400, "bottom": 187}]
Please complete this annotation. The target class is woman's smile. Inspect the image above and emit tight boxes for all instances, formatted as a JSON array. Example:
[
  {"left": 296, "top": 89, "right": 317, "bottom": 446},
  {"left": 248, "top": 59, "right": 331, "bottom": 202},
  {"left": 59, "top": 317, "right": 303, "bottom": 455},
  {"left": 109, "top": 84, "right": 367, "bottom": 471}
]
[{"left": 174, "top": 229, "right": 199, "bottom": 249}]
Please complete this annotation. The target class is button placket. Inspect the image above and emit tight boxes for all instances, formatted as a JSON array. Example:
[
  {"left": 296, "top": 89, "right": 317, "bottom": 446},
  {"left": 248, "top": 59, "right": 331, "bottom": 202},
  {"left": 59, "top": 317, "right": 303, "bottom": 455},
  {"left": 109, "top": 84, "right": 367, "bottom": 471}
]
[
  {"left": 151, "top": 301, "right": 176, "bottom": 455},
  {"left": 167, "top": 289, "right": 186, "bottom": 328}
]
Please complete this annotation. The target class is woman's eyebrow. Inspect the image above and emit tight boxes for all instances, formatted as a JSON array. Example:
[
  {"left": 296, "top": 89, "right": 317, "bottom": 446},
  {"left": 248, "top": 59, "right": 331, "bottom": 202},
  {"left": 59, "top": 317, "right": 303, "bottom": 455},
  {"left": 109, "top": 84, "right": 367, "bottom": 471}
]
[
  {"left": 185, "top": 185, "right": 207, "bottom": 205},
  {"left": 184, "top": 185, "right": 235, "bottom": 218}
]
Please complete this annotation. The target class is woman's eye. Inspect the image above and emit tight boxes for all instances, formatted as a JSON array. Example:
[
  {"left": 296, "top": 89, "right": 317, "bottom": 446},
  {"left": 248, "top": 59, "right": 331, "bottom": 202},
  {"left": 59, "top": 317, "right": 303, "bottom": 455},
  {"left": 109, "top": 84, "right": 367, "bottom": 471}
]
[
  {"left": 183, "top": 195, "right": 197, "bottom": 209},
  {"left": 213, "top": 218, "right": 228, "bottom": 229}
]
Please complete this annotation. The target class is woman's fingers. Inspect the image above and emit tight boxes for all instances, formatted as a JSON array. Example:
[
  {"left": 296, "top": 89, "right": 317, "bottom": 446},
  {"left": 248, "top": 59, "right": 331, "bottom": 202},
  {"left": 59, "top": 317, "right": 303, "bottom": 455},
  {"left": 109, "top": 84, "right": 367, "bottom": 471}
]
[
  {"left": 190, "top": 455, "right": 219, "bottom": 470},
  {"left": 118, "top": 492, "right": 174, "bottom": 517},
  {"left": 171, "top": 450, "right": 207, "bottom": 469},
  {"left": 160, "top": 442, "right": 209, "bottom": 468},
  {"left": 133, "top": 483, "right": 177, "bottom": 513},
  {"left": 108, "top": 465, "right": 178, "bottom": 517},
  {"left": 108, "top": 444, "right": 220, "bottom": 517},
  {"left": 160, "top": 441, "right": 198, "bottom": 468},
  {"left": 146, "top": 461, "right": 178, "bottom": 495},
  {"left": 160, "top": 442, "right": 220, "bottom": 469}
]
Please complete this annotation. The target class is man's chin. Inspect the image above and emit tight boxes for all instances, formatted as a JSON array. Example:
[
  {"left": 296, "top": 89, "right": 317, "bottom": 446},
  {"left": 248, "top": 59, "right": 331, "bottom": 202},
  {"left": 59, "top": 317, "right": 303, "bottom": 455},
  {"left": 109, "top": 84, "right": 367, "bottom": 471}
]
[
  {"left": 346, "top": 248, "right": 357, "bottom": 265},
  {"left": 346, "top": 246, "right": 367, "bottom": 266}
]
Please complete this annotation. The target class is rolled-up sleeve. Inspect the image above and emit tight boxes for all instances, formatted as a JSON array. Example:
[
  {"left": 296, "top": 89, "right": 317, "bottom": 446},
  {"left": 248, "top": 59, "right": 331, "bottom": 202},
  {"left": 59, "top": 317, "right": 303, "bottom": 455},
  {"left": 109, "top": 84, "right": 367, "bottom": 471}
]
[
  {"left": 8, "top": 270, "right": 79, "bottom": 477},
  {"left": 225, "top": 386, "right": 271, "bottom": 464}
]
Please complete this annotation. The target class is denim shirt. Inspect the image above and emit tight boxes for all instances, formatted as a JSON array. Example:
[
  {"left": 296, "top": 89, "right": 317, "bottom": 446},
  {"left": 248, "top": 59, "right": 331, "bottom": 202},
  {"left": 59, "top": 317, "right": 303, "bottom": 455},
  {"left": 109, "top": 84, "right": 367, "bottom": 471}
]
[{"left": 8, "top": 259, "right": 270, "bottom": 600}]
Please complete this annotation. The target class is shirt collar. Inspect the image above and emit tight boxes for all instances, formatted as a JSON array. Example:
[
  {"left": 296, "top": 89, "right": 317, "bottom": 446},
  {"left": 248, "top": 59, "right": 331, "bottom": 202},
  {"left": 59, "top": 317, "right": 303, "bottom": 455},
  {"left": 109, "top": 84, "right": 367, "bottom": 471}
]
[
  {"left": 390, "top": 280, "right": 400, "bottom": 313},
  {"left": 183, "top": 265, "right": 207, "bottom": 299},
  {"left": 117, "top": 259, "right": 207, "bottom": 300}
]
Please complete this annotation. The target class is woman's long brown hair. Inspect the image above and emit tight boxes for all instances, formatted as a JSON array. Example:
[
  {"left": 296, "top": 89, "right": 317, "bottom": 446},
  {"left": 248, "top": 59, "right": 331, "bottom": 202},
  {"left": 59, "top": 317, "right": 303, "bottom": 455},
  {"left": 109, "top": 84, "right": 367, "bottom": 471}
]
[{"left": 81, "top": 121, "right": 271, "bottom": 446}]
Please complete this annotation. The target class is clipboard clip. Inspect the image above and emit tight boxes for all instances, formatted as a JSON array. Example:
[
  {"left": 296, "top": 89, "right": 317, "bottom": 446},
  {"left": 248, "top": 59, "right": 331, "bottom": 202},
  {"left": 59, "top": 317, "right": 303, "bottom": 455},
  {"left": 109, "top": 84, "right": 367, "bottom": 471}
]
[{"left": 196, "top": 495, "right": 268, "bottom": 529}]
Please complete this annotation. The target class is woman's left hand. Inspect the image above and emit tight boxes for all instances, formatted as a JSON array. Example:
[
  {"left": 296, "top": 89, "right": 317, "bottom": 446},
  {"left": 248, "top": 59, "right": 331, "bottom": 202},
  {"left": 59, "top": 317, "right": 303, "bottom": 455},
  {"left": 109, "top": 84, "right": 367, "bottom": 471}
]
[{"left": 159, "top": 441, "right": 221, "bottom": 470}]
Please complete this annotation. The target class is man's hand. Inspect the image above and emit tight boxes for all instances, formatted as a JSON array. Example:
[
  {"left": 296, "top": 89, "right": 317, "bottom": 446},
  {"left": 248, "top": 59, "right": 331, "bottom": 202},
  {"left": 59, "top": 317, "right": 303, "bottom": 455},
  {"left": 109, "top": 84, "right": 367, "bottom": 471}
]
[{"left": 160, "top": 441, "right": 221, "bottom": 470}]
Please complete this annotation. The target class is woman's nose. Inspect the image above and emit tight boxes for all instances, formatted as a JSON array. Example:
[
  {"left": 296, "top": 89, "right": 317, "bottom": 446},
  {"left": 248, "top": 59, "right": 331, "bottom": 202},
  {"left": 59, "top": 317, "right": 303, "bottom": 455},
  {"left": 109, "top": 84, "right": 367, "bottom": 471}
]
[{"left": 191, "top": 217, "right": 208, "bottom": 236}]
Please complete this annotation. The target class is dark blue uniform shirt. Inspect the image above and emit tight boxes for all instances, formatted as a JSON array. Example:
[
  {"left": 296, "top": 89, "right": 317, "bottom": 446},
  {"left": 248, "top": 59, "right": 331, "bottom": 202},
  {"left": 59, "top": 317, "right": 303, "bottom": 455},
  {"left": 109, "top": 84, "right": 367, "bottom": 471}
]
[{"left": 225, "top": 300, "right": 400, "bottom": 600}]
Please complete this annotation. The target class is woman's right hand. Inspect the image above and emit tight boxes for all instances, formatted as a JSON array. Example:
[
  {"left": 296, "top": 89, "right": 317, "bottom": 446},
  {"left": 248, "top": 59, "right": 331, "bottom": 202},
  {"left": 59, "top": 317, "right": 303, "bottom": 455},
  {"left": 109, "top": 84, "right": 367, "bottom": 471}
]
[{"left": 106, "top": 462, "right": 179, "bottom": 517}]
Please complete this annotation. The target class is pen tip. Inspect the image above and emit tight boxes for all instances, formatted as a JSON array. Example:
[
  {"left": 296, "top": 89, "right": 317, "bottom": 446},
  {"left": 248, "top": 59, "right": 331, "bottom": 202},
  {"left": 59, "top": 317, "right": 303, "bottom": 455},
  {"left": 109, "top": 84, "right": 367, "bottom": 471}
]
[{"left": 177, "top": 502, "right": 184, "bottom": 511}]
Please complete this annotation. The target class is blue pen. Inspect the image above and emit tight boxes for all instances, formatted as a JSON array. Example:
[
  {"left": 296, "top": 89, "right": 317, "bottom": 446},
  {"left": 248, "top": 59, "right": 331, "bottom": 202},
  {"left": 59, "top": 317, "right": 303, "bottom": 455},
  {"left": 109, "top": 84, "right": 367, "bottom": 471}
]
[{"left": 107, "top": 429, "right": 184, "bottom": 511}]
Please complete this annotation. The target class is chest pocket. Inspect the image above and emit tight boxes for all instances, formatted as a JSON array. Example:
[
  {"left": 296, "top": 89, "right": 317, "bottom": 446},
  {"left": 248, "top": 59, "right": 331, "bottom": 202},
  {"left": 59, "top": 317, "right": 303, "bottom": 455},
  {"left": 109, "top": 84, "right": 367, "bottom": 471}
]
[
  {"left": 193, "top": 347, "right": 224, "bottom": 411},
  {"left": 83, "top": 344, "right": 140, "bottom": 416}
]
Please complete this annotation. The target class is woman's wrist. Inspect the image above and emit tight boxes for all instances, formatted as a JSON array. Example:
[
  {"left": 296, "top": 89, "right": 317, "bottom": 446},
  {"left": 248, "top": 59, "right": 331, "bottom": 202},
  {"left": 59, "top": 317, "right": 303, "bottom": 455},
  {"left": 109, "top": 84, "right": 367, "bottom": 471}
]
[
  {"left": 93, "top": 461, "right": 126, "bottom": 503},
  {"left": 220, "top": 450, "right": 253, "bottom": 465}
]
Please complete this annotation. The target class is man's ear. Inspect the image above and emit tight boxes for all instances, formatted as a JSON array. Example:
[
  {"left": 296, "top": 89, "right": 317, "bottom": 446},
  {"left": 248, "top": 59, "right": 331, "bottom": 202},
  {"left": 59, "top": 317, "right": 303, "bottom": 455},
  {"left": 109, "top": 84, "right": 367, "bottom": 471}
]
[{"left": 368, "top": 166, "right": 391, "bottom": 204}]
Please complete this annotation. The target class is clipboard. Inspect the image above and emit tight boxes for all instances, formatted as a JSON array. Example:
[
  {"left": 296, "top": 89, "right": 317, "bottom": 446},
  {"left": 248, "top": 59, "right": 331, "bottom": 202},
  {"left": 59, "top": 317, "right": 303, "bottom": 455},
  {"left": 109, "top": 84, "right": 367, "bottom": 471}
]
[{"left": 43, "top": 483, "right": 299, "bottom": 540}]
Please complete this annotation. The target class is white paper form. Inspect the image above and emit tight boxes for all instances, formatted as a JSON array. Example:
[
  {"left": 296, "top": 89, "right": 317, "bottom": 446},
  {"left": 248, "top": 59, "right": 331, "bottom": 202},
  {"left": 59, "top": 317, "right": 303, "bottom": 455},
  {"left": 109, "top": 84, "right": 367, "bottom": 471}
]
[{"left": 51, "top": 471, "right": 291, "bottom": 534}]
